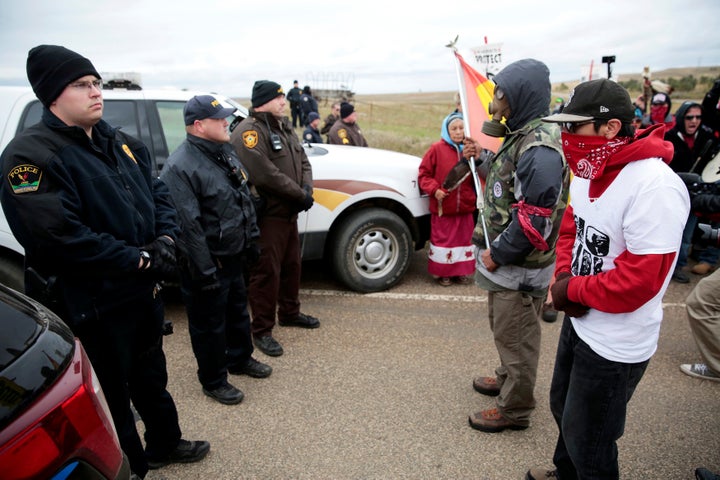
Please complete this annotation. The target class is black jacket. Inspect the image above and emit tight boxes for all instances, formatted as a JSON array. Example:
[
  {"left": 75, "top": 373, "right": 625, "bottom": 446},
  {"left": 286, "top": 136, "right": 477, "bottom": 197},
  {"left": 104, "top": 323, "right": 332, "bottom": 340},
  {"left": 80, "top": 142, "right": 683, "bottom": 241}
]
[
  {"left": 665, "top": 101, "right": 718, "bottom": 174},
  {"left": 160, "top": 135, "right": 259, "bottom": 281},
  {"left": 0, "top": 109, "right": 178, "bottom": 325}
]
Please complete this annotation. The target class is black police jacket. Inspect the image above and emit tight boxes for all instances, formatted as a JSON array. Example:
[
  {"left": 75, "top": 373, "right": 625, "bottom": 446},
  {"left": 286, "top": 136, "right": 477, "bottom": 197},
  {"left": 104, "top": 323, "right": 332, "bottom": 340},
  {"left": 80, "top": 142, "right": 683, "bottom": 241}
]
[
  {"left": 0, "top": 109, "right": 178, "bottom": 325},
  {"left": 160, "top": 135, "right": 260, "bottom": 282}
]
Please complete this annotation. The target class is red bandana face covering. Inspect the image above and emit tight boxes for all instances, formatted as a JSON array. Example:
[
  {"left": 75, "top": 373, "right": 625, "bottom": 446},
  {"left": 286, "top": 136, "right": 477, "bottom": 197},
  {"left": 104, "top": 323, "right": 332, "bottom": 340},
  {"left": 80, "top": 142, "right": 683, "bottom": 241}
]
[
  {"left": 561, "top": 132, "right": 631, "bottom": 180},
  {"left": 650, "top": 104, "right": 668, "bottom": 124}
]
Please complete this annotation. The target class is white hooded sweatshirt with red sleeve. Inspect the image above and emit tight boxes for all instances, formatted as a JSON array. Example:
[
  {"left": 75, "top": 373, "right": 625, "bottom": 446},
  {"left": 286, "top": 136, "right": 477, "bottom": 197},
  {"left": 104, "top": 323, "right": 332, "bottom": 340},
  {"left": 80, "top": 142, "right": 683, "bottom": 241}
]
[{"left": 554, "top": 124, "right": 690, "bottom": 362}]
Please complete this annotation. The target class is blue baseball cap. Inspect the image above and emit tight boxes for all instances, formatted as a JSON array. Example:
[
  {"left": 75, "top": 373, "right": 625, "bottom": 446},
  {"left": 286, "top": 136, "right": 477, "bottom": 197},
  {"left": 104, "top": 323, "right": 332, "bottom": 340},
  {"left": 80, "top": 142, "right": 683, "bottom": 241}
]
[{"left": 184, "top": 95, "right": 236, "bottom": 125}]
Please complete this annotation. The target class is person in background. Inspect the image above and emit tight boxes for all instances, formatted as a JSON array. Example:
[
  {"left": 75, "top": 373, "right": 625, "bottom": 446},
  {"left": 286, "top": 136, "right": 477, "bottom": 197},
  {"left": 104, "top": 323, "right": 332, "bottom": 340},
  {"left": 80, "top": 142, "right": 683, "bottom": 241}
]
[
  {"left": 303, "top": 111, "right": 323, "bottom": 144},
  {"left": 633, "top": 94, "right": 646, "bottom": 120},
  {"left": 418, "top": 112, "right": 475, "bottom": 286},
  {"left": 551, "top": 97, "right": 565, "bottom": 114},
  {"left": 286, "top": 80, "right": 303, "bottom": 128},
  {"left": 462, "top": 58, "right": 569, "bottom": 434},
  {"left": 0, "top": 44, "right": 209, "bottom": 478},
  {"left": 677, "top": 177, "right": 720, "bottom": 383},
  {"left": 230, "top": 80, "right": 320, "bottom": 358},
  {"left": 300, "top": 85, "right": 318, "bottom": 123},
  {"left": 666, "top": 101, "right": 719, "bottom": 282},
  {"left": 643, "top": 91, "right": 675, "bottom": 130},
  {"left": 328, "top": 102, "right": 369, "bottom": 147},
  {"left": 160, "top": 95, "right": 272, "bottom": 406},
  {"left": 701, "top": 78, "right": 720, "bottom": 136},
  {"left": 320, "top": 101, "right": 341, "bottom": 142},
  {"left": 453, "top": 91, "right": 463, "bottom": 113},
  {"left": 528, "top": 78, "right": 689, "bottom": 480}
]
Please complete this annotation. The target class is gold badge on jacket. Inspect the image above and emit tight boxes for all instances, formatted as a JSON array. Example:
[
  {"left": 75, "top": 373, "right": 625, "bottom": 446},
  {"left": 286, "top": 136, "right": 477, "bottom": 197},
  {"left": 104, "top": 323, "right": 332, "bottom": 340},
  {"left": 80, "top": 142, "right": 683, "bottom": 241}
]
[
  {"left": 122, "top": 144, "right": 137, "bottom": 164},
  {"left": 243, "top": 130, "right": 258, "bottom": 149},
  {"left": 338, "top": 128, "right": 350, "bottom": 145}
]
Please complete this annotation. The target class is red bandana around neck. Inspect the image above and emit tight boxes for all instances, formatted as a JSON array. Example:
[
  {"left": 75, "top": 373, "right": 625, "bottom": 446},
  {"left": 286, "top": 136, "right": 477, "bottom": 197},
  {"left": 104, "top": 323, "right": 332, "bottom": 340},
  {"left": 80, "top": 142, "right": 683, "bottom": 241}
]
[{"left": 561, "top": 132, "right": 631, "bottom": 180}]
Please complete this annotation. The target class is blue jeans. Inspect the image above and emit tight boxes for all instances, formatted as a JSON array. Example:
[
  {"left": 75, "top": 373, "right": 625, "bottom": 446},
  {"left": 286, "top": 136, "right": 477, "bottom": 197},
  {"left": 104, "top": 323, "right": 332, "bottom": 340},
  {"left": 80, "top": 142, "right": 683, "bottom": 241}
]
[
  {"left": 549, "top": 316, "right": 649, "bottom": 479},
  {"left": 181, "top": 257, "right": 254, "bottom": 389}
]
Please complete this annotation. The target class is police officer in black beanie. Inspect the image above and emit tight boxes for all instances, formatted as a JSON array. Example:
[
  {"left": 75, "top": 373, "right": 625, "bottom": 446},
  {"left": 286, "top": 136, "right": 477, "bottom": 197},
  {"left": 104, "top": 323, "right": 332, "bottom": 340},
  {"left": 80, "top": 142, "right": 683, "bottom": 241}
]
[
  {"left": 0, "top": 44, "right": 210, "bottom": 478},
  {"left": 327, "top": 101, "right": 369, "bottom": 147},
  {"left": 230, "top": 80, "right": 320, "bottom": 359}
]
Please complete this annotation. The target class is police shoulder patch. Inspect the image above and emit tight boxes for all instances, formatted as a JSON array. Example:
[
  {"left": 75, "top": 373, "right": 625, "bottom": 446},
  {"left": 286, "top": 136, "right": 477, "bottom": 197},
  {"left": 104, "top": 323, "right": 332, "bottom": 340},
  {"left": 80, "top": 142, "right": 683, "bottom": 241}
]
[
  {"left": 243, "top": 130, "right": 258, "bottom": 149},
  {"left": 7, "top": 164, "right": 42, "bottom": 194}
]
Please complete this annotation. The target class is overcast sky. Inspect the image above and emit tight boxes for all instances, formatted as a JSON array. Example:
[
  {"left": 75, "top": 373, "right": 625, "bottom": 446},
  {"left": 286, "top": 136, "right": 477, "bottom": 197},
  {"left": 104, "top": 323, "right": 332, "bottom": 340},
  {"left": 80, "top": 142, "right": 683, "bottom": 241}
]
[{"left": 1, "top": 0, "right": 718, "bottom": 97}]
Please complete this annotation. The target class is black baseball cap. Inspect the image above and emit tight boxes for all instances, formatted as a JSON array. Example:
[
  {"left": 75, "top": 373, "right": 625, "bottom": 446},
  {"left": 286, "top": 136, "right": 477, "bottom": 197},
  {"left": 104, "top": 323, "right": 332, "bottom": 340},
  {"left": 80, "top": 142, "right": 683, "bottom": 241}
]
[
  {"left": 543, "top": 79, "right": 635, "bottom": 124},
  {"left": 184, "top": 95, "right": 236, "bottom": 125}
]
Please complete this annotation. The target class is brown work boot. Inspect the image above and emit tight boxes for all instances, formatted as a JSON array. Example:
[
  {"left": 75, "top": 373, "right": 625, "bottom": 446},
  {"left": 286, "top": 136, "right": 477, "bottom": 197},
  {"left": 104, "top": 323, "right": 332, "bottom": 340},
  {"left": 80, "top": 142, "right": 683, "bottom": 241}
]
[
  {"left": 472, "top": 376, "right": 500, "bottom": 396},
  {"left": 468, "top": 407, "right": 528, "bottom": 433},
  {"left": 692, "top": 262, "right": 714, "bottom": 275}
]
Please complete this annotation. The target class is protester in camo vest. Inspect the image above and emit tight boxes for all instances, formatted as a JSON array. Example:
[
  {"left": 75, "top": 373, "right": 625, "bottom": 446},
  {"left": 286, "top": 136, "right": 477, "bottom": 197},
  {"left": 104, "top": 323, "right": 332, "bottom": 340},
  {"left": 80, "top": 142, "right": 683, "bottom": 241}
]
[{"left": 462, "top": 58, "right": 570, "bottom": 434}]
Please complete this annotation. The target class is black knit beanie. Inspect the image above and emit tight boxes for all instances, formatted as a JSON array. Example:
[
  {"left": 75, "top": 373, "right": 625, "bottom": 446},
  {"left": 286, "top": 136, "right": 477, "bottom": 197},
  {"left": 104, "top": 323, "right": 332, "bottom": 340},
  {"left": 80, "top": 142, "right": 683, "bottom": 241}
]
[
  {"left": 26, "top": 45, "right": 101, "bottom": 107},
  {"left": 340, "top": 102, "right": 354, "bottom": 119},
  {"left": 251, "top": 80, "right": 284, "bottom": 108}
]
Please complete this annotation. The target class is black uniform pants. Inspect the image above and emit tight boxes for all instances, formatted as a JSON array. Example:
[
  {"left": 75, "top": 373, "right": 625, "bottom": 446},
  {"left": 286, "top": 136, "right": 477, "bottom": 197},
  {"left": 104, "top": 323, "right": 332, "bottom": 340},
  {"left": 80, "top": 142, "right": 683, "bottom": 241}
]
[
  {"left": 73, "top": 292, "right": 181, "bottom": 478},
  {"left": 180, "top": 258, "right": 254, "bottom": 389},
  {"left": 291, "top": 104, "right": 302, "bottom": 128}
]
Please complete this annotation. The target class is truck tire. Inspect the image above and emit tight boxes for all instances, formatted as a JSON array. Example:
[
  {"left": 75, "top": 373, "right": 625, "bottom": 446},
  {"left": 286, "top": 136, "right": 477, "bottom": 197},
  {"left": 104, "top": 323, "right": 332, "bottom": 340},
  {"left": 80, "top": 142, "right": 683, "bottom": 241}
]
[{"left": 331, "top": 208, "right": 412, "bottom": 293}]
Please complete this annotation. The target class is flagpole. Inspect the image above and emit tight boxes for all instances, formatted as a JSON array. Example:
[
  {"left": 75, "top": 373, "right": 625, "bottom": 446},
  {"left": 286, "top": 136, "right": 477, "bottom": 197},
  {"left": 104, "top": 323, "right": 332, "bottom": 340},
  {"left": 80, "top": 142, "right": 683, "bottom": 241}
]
[{"left": 448, "top": 38, "right": 490, "bottom": 249}]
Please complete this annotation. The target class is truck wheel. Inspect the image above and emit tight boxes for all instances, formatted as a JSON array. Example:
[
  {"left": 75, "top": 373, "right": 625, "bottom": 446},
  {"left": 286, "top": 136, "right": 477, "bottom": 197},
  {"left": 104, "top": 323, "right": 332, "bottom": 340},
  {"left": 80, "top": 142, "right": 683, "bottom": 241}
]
[{"left": 331, "top": 208, "right": 412, "bottom": 293}]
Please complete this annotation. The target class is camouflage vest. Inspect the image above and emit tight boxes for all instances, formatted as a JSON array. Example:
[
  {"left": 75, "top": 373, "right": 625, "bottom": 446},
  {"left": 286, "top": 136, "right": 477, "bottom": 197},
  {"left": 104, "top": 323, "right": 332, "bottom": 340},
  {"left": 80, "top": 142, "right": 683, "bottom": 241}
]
[{"left": 473, "top": 118, "right": 570, "bottom": 269}]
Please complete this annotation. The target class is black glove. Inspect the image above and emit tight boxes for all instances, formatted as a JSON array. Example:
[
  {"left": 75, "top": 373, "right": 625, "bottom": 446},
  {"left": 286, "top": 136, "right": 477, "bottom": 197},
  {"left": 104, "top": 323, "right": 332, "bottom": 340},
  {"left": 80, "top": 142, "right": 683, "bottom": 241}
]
[
  {"left": 300, "top": 185, "right": 314, "bottom": 211},
  {"left": 243, "top": 242, "right": 261, "bottom": 267},
  {"left": 198, "top": 273, "right": 221, "bottom": 292},
  {"left": 551, "top": 272, "right": 590, "bottom": 318},
  {"left": 142, "top": 236, "right": 177, "bottom": 278}
]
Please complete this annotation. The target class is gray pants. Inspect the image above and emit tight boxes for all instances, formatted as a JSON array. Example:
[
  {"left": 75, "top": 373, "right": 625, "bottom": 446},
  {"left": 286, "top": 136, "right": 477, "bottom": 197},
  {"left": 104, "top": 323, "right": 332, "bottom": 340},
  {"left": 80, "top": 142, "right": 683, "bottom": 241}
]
[
  {"left": 488, "top": 289, "right": 543, "bottom": 425},
  {"left": 686, "top": 268, "right": 720, "bottom": 374}
]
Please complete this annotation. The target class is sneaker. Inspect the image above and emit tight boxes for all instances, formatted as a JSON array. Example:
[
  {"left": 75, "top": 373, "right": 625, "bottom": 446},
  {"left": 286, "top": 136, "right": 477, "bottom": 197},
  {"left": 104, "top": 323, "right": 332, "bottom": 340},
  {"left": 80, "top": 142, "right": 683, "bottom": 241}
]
[
  {"left": 680, "top": 363, "right": 720, "bottom": 382},
  {"left": 672, "top": 267, "right": 690, "bottom": 283},
  {"left": 254, "top": 335, "right": 284, "bottom": 356},
  {"left": 692, "top": 262, "right": 714, "bottom": 275},
  {"left": 147, "top": 439, "right": 211, "bottom": 469},
  {"left": 229, "top": 357, "right": 273, "bottom": 378},
  {"left": 472, "top": 376, "right": 500, "bottom": 396},
  {"left": 468, "top": 407, "right": 528, "bottom": 433},
  {"left": 526, "top": 467, "right": 558, "bottom": 479},
  {"left": 202, "top": 383, "right": 244, "bottom": 405},
  {"left": 278, "top": 312, "right": 320, "bottom": 329}
]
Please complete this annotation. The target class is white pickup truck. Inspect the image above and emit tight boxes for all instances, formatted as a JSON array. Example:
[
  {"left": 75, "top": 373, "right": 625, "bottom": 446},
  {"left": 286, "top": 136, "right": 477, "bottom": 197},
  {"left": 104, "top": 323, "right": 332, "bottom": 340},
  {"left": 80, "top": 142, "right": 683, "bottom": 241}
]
[{"left": 0, "top": 85, "right": 430, "bottom": 293}]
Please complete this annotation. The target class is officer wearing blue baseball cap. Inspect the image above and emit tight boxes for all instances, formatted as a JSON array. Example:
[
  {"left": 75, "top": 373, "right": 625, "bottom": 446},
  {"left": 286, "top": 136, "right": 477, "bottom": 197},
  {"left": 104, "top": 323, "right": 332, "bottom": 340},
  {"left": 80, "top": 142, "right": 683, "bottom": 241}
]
[
  {"left": 184, "top": 94, "right": 237, "bottom": 125},
  {"left": 161, "top": 92, "right": 272, "bottom": 407}
]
